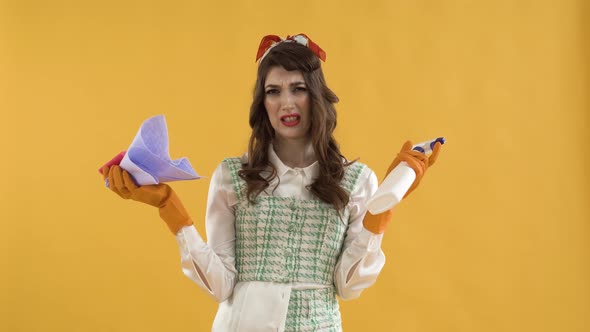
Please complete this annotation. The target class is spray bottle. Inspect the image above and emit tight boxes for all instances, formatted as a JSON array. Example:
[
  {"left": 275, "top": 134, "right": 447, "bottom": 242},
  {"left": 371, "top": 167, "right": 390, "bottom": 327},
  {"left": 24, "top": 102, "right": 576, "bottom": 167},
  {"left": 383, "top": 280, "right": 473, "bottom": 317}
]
[{"left": 365, "top": 137, "right": 446, "bottom": 215}]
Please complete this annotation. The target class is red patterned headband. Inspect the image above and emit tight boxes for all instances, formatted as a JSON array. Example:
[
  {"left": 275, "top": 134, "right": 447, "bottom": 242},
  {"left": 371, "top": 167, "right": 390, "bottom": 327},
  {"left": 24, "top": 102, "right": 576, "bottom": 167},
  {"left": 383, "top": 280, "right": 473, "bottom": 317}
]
[{"left": 255, "top": 33, "right": 326, "bottom": 63}]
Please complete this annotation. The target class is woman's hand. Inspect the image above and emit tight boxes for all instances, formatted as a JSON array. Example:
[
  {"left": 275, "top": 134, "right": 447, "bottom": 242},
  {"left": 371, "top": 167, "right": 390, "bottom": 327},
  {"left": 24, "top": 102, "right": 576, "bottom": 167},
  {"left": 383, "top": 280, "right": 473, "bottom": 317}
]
[
  {"left": 363, "top": 140, "right": 443, "bottom": 234},
  {"left": 102, "top": 165, "right": 193, "bottom": 234},
  {"left": 384, "top": 140, "right": 442, "bottom": 198},
  {"left": 103, "top": 165, "right": 170, "bottom": 207}
]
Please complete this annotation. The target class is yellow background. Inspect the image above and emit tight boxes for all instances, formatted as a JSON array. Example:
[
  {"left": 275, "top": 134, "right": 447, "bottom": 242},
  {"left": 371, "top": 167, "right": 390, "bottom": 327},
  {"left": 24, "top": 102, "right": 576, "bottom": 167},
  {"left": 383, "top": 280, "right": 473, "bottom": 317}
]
[{"left": 1, "top": 0, "right": 588, "bottom": 331}]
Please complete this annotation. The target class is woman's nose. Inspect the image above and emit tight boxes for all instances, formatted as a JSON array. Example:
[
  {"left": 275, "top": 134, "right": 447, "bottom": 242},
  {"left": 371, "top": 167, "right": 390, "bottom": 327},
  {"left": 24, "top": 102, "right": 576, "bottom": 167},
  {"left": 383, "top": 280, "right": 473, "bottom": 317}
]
[{"left": 280, "top": 91, "right": 295, "bottom": 109}]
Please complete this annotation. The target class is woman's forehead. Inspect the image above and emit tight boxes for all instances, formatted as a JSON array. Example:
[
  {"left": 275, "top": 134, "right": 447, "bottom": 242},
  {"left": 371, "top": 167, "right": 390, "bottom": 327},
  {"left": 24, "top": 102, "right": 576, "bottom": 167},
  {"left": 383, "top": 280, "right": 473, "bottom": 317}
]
[{"left": 265, "top": 66, "right": 305, "bottom": 86}]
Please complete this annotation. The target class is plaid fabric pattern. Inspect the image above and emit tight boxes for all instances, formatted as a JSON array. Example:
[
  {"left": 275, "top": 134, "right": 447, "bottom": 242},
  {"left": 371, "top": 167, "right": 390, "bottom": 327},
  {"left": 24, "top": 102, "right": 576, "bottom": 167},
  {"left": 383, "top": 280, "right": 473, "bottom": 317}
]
[
  {"left": 224, "top": 158, "right": 366, "bottom": 330},
  {"left": 284, "top": 288, "right": 342, "bottom": 332}
]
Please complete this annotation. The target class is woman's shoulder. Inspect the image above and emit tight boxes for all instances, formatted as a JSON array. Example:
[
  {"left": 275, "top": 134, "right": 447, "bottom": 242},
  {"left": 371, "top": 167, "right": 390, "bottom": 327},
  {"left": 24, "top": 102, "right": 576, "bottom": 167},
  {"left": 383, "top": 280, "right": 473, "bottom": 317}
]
[
  {"left": 217, "top": 153, "right": 250, "bottom": 183},
  {"left": 221, "top": 153, "right": 248, "bottom": 167},
  {"left": 341, "top": 160, "right": 374, "bottom": 193},
  {"left": 343, "top": 160, "right": 379, "bottom": 201},
  {"left": 211, "top": 156, "right": 246, "bottom": 191},
  {"left": 344, "top": 159, "right": 374, "bottom": 177}
]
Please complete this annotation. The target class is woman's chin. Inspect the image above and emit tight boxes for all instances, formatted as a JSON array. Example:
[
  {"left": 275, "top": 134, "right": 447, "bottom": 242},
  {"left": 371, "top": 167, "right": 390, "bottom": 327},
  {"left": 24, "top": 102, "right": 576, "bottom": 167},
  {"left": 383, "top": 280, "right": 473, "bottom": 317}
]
[{"left": 274, "top": 131, "right": 310, "bottom": 143}]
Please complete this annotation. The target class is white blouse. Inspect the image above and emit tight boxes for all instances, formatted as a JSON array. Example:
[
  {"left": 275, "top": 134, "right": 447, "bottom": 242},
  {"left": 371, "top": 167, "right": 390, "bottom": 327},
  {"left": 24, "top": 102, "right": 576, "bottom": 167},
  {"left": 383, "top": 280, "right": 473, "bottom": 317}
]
[{"left": 174, "top": 147, "right": 386, "bottom": 331}]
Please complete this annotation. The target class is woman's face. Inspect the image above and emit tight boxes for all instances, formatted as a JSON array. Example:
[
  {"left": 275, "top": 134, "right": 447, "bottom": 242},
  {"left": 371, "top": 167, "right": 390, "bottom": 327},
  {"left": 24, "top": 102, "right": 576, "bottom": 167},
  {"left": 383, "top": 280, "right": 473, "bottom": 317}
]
[{"left": 263, "top": 66, "right": 311, "bottom": 143}]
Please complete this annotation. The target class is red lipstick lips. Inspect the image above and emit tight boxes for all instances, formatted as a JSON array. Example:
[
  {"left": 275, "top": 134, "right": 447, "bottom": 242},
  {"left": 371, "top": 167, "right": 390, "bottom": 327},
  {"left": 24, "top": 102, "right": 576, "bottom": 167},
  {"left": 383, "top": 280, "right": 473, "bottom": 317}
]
[{"left": 280, "top": 114, "right": 301, "bottom": 127}]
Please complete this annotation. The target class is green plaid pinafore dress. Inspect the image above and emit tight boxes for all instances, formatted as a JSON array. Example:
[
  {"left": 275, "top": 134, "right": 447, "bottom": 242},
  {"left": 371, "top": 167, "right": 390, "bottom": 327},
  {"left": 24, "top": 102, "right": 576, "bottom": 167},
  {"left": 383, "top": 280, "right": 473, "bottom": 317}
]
[{"left": 224, "top": 158, "right": 367, "bottom": 331}]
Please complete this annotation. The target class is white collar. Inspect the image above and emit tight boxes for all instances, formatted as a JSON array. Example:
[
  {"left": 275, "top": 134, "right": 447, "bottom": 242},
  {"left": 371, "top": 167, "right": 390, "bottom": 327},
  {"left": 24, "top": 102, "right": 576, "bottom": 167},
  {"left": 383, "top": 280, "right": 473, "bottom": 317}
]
[{"left": 268, "top": 144, "right": 319, "bottom": 179}]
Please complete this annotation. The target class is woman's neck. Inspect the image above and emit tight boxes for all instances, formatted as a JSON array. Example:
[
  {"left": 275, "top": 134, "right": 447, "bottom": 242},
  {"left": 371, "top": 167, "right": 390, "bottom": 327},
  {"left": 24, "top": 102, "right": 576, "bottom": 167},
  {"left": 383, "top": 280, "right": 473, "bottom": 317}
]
[{"left": 272, "top": 138, "right": 316, "bottom": 168}]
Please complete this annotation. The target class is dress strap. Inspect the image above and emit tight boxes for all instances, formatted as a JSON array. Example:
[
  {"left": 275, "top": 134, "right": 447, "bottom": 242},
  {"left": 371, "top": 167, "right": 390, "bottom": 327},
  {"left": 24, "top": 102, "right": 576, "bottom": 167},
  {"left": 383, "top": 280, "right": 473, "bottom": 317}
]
[
  {"left": 222, "top": 157, "right": 245, "bottom": 201},
  {"left": 340, "top": 162, "right": 368, "bottom": 194}
]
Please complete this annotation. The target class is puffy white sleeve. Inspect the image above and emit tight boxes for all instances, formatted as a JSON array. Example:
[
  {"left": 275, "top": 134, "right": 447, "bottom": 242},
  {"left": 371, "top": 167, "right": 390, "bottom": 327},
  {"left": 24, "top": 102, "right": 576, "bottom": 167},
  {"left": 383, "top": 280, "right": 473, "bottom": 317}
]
[
  {"left": 175, "top": 161, "right": 238, "bottom": 303},
  {"left": 334, "top": 167, "right": 386, "bottom": 300}
]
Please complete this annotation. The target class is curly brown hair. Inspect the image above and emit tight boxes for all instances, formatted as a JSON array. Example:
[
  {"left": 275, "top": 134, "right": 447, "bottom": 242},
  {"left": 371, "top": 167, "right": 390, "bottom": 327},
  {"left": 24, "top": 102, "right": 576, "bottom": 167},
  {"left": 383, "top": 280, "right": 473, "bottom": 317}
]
[{"left": 238, "top": 41, "right": 354, "bottom": 211}]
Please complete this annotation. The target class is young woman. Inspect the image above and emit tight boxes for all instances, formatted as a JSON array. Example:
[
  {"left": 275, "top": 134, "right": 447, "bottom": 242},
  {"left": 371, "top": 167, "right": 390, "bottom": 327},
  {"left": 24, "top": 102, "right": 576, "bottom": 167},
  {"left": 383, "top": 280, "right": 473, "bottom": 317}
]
[{"left": 102, "top": 34, "right": 441, "bottom": 332}]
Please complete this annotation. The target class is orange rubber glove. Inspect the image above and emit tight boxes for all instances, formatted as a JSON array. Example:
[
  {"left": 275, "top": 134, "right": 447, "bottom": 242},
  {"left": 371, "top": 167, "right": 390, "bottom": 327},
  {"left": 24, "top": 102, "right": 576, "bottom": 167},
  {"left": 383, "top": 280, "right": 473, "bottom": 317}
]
[
  {"left": 363, "top": 140, "right": 442, "bottom": 234},
  {"left": 102, "top": 165, "right": 193, "bottom": 234}
]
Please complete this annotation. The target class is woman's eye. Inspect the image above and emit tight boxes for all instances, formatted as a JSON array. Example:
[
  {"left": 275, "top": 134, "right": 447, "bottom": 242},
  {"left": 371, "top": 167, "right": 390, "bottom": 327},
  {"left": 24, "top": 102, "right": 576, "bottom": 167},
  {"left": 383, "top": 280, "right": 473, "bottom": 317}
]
[
  {"left": 265, "top": 89, "right": 279, "bottom": 95},
  {"left": 294, "top": 86, "right": 307, "bottom": 92}
]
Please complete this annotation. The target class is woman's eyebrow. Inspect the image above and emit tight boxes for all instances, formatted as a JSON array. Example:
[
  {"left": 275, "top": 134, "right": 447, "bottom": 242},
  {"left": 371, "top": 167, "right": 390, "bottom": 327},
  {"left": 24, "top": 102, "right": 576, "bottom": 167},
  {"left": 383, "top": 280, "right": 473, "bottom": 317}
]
[{"left": 265, "top": 81, "right": 306, "bottom": 88}]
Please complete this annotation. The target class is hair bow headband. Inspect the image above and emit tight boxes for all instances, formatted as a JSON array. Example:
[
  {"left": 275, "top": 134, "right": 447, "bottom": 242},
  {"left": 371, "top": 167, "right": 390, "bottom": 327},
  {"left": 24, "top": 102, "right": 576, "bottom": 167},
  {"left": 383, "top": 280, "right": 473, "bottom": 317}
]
[{"left": 255, "top": 33, "right": 326, "bottom": 62}]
